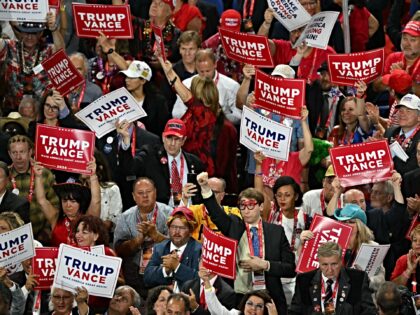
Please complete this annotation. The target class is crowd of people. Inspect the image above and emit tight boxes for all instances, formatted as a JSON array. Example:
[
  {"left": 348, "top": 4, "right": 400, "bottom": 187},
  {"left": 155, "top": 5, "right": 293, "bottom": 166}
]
[{"left": 0, "top": 0, "right": 420, "bottom": 314}]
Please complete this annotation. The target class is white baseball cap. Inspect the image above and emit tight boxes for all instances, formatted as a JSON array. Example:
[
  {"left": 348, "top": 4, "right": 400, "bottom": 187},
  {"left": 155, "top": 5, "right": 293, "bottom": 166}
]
[
  {"left": 120, "top": 60, "right": 152, "bottom": 81},
  {"left": 396, "top": 93, "right": 420, "bottom": 111},
  {"left": 271, "top": 64, "right": 296, "bottom": 79}
]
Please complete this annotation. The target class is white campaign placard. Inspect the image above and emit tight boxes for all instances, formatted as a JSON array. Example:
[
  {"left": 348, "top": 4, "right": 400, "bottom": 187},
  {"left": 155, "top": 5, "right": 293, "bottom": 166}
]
[
  {"left": 75, "top": 87, "right": 147, "bottom": 138},
  {"left": 352, "top": 243, "right": 390, "bottom": 277},
  {"left": 0, "top": 223, "right": 34, "bottom": 268},
  {"left": 0, "top": 0, "right": 48, "bottom": 22},
  {"left": 240, "top": 107, "right": 292, "bottom": 161},
  {"left": 267, "top": 0, "right": 311, "bottom": 31},
  {"left": 293, "top": 11, "right": 339, "bottom": 50},
  {"left": 54, "top": 244, "right": 121, "bottom": 298}
]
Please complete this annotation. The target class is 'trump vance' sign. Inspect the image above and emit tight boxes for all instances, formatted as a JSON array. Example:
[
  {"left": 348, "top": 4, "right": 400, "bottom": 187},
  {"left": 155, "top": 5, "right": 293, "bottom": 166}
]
[
  {"left": 73, "top": 4, "right": 133, "bottom": 39},
  {"left": 330, "top": 140, "right": 393, "bottom": 187},
  {"left": 75, "top": 87, "right": 147, "bottom": 138},
  {"left": 0, "top": 0, "right": 48, "bottom": 22},
  {"left": 54, "top": 244, "right": 121, "bottom": 298},
  {"left": 0, "top": 223, "right": 34, "bottom": 268}
]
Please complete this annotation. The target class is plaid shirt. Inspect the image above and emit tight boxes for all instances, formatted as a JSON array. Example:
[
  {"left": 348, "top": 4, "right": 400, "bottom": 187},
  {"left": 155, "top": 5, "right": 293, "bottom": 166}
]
[
  {"left": 0, "top": 39, "right": 54, "bottom": 110},
  {"left": 7, "top": 166, "right": 59, "bottom": 238}
]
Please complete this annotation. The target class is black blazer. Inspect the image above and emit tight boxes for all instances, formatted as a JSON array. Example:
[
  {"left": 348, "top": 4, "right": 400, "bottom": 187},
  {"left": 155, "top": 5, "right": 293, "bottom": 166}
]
[
  {"left": 181, "top": 276, "right": 236, "bottom": 315},
  {"left": 0, "top": 190, "right": 29, "bottom": 223},
  {"left": 384, "top": 126, "right": 420, "bottom": 176},
  {"left": 403, "top": 168, "right": 420, "bottom": 198},
  {"left": 202, "top": 194, "right": 296, "bottom": 315},
  {"left": 120, "top": 144, "right": 204, "bottom": 204},
  {"left": 289, "top": 268, "right": 376, "bottom": 315}
]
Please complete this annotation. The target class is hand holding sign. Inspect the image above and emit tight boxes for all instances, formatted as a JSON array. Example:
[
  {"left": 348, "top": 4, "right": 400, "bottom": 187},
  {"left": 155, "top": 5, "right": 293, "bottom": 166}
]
[
  {"left": 243, "top": 64, "right": 256, "bottom": 80},
  {"left": 97, "top": 31, "right": 116, "bottom": 54},
  {"left": 46, "top": 11, "right": 57, "bottom": 31},
  {"left": 86, "top": 158, "right": 97, "bottom": 176},
  {"left": 74, "top": 286, "right": 89, "bottom": 304},
  {"left": 263, "top": 8, "right": 275, "bottom": 27}
]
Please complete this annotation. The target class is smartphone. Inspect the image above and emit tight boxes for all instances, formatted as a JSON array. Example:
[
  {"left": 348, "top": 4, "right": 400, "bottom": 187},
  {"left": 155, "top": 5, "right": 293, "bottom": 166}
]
[{"left": 187, "top": 173, "right": 202, "bottom": 205}]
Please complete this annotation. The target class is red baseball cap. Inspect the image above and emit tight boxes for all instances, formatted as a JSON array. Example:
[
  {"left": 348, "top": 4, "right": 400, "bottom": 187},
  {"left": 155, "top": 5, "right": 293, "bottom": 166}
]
[
  {"left": 220, "top": 9, "right": 241, "bottom": 32},
  {"left": 402, "top": 21, "right": 420, "bottom": 37},
  {"left": 382, "top": 69, "right": 413, "bottom": 94},
  {"left": 163, "top": 118, "right": 187, "bottom": 137},
  {"left": 161, "top": 0, "right": 175, "bottom": 10},
  {"left": 167, "top": 206, "right": 196, "bottom": 228}
]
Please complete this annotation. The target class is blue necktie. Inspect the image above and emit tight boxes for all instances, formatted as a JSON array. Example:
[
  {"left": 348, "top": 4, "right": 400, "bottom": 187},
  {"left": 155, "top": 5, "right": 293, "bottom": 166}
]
[{"left": 250, "top": 226, "right": 260, "bottom": 256}]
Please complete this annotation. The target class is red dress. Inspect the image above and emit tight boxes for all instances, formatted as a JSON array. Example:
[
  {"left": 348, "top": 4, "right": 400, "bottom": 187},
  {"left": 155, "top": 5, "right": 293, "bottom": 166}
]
[
  {"left": 182, "top": 97, "right": 216, "bottom": 176},
  {"left": 50, "top": 217, "right": 77, "bottom": 248}
]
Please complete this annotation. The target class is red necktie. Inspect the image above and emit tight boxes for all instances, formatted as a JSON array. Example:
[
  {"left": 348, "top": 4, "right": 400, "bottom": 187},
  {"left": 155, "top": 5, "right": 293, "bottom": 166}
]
[
  {"left": 171, "top": 159, "right": 182, "bottom": 194},
  {"left": 200, "top": 283, "right": 207, "bottom": 309}
]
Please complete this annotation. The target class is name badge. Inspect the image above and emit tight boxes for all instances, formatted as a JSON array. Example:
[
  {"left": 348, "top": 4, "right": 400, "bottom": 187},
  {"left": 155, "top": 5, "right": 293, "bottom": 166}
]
[{"left": 252, "top": 271, "right": 266, "bottom": 290}]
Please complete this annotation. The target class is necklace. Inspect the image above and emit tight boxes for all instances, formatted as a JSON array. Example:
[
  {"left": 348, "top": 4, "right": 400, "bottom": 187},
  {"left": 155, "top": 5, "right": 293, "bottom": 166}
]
[{"left": 19, "top": 42, "right": 41, "bottom": 75}]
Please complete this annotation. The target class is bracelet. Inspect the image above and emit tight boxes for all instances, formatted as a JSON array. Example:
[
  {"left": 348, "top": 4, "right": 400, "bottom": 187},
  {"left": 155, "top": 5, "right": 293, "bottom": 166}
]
[
  {"left": 192, "top": 305, "right": 200, "bottom": 313},
  {"left": 255, "top": 172, "right": 263, "bottom": 176},
  {"left": 49, "top": 25, "right": 59, "bottom": 32},
  {"left": 170, "top": 76, "right": 177, "bottom": 87}
]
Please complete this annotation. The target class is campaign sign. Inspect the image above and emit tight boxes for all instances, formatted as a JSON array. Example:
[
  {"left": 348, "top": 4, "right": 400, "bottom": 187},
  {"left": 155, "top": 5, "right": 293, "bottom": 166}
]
[
  {"left": 254, "top": 69, "right": 305, "bottom": 119},
  {"left": 240, "top": 107, "right": 293, "bottom": 161},
  {"left": 35, "top": 124, "right": 95, "bottom": 174},
  {"left": 73, "top": 4, "right": 133, "bottom": 39},
  {"left": 0, "top": 0, "right": 48, "bottom": 22},
  {"left": 219, "top": 28, "right": 274, "bottom": 68},
  {"left": 152, "top": 25, "right": 167, "bottom": 62},
  {"left": 327, "top": 48, "right": 384, "bottom": 86},
  {"left": 406, "top": 214, "right": 419, "bottom": 240},
  {"left": 202, "top": 226, "right": 237, "bottom": 279},
  {"left": 32, "top": 247, "right": 58, "bottom": 290},
  {"left": 330, "top": 140, "right": 393, "bottom": 187},
  {"left": 267, "top": 0, "right": 311, "bottom": 31},
  {"left": 294, "top": 11, "right": 339, "bottom": 50},
  {"left": 41, "top": 49, "right": 85, "bottom": 96},
  {"left": 0, "top": 223, "right": 34, "bottom": 268},
  {"left": 352, "top": 244, "right": 390, "bottom": 277},
  {"left": 75, "top": 87, "right": 147, "bottom": 138},
  {"left": 296, "top": 215, "right": 352, "bottom": 273},
  {"left": 54, "top": 244, "right": 122, "bottom": 298}
]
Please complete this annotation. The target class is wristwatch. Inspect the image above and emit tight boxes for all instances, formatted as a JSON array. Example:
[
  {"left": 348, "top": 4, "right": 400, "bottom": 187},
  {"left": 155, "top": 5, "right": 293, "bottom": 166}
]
[{"left": 105, "top": 48, "right": 114, "bottom": 55}]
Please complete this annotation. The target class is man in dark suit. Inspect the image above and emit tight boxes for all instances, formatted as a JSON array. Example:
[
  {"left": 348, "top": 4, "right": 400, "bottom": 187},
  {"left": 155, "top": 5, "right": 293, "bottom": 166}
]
[
  {"left": 402, "top": 140, "right": 420, "bottom": 199},
  {"left": 289, "top": 242, "right": 376, "bottom": 315},
  {"left": 181, "top": 259, "right": 236, "bottom": 315},
  {"left": 196, "top": 172, "right": 296, "bottom": 315},
  {"left": 144, "top": 206, "right": 201, "bottom": 290},
  {"left": 118, "top": 118, "right": 204, "bottom": 206},
  {"left": 0, "top": 161, "right": 29, "bottom": 223}
]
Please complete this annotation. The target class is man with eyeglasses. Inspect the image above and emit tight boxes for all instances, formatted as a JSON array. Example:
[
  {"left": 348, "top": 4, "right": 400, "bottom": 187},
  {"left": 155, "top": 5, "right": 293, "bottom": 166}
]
[
  {"left": 196, "top": 172, "right": 295, "bottom": 315},
  {"left": 0, "top": 12, "right": 64, "bottom": 115},
  {"left": 144, "top": 206, "right": 201, "bottom": 292},
  {"left": 118, "top": 118, "right": 204, "bottom": 207},
  {"left": 6, "top": 135, "right": 59, "bottom": 242},
  {"left": 290, "top": 242, "right": 375, "bottom": 314},
  {"left": 114, "top": 177, "right": 172, "bottom": 299}
]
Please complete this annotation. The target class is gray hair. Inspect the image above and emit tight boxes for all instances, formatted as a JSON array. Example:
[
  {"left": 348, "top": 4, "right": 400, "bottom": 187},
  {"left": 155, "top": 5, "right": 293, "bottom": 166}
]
[
  {"left": 69, "top": 52, "right": 89, "bottom": 77},
  {"left": 115, "top": 285, "right": 141, "bottom": 309},
  {"left": 48, "top": 286, "right": 76, "bottom": 311},
  {"left": 317, "top": 242, "right": 342, "bottom": 259}
]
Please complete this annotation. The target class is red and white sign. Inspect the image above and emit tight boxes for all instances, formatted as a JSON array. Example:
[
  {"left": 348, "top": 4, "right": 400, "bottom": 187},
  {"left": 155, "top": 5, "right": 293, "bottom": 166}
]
[
  {"left": 254, "top": 69, "right": 305, "bottom": 119},
  {"left": 0, "top": 0, "right": 48, "bottom": 22},
  {"left": 296, "top": 215, "right": 352, "bottom": 273},
  {"left": 152, "top": 25, "right": 167, "bottom": 62},
  {"left": 75, "top": 87, "right": 147, "bottom": 138},
  {"left": 330, "top": 140, "right": 393, "bottom": 187},
  {"left": 32, "top": 247, "right": 58, "bottom": 290},
  {"left": 49, "top": 0, "right": 60, "bottom": 13},
  {"left": 202, "top": 226, "right": 237, "bottom": 279},
  {"left": 268, "top": 0, "right": 311, "bottom": 32},
  {"left": 294, "top": 11, "right": 339, "bottom": 50},
  {"left": 240, "top": 107, "right": 293, "bottom": 161},
  {"left": 219, "top": 28, "right": 274, "bottom": 68},
  {"left": 41, "top": 49, "right": 85, "bottom": 96},
  {"left": 35, "top": 124, "right": 95, "bottom": 174},
  {"left": 73, "top": 4, "right": 133, "bottom": 39},
  {"left": 0, "top": 224, "right": 34, "bottom": 268},
  {"left": 328, "top": 48, "right": 384, "bottom": 86},
  {"left": 54, "top": 244, "right": 121, "bottom": 298},
  {"left": 406, "top": 214, "right": 419, "bottom": 240}
]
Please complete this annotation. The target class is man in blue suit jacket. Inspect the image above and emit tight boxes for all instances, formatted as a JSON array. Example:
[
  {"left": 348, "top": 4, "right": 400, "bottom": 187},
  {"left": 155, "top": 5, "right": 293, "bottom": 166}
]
[{"left": 144, "top": 206, "right": 201, "bottom": 290}]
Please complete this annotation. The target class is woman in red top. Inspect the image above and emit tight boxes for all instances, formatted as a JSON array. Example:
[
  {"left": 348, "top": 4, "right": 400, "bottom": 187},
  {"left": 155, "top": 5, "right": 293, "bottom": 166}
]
[{"left": 159, "top": 55, "right": 218, "bottom": 176}]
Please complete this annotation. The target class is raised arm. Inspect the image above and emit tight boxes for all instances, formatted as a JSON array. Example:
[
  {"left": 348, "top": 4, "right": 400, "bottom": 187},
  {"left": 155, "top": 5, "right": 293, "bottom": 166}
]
[
  {"left": 354, "top": 80, "right": 371, "bottom": 133},
  {"left": 47, "top": 11, "right": 65, "bottom": 52},
  {"left": 86, "top": 159, "right": 101, "bottom": 217},
  {"left": 254, "top": 151, "right": 271, "bottom": 221},
  {"left": 326, "top": 177, "right": 343, "bottom": 216},
  {"left": 257, "top": 8, "right": 274, "bottom": 36},
  {"left": 97, "top": 32, "right": 128, "bottom": 70},
  {"left": 158, "top": 56, "right": 192, "bottom": 103},
  {"left": 34, "top": 163, "right": 59, "bottom": 228},
  {"left": 236, "top": 64, "right": 255, "bottom": 110},
  {"left": 298, "top": 106, "right": 314, "bottom": 166}
]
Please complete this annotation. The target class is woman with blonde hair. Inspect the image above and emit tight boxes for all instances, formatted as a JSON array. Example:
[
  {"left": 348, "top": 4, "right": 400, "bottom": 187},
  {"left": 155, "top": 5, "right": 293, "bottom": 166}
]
[{"left": 159, "top": 55, "right": 218, "bottom": 175}]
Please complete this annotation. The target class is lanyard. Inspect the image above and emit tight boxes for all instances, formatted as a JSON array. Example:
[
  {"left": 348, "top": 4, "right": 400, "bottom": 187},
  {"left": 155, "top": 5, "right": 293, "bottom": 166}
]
[
  {"left": 137, "top": 204, "right": 159, "bottom": 224},
  {"left": 170, "top": 154, "right": 185, "bottom": 191},
  {"left": 11, "top": 166, "right": 35, "bottom": 203},
  {"left": 321, "top": 279, "right": 339, "bottom": 303},
  {"left": 276, "top": 209, "right": 299, "bottom": 250},
  {"left": 245, "top": 220, "right": 263, "bottom": 258},
  {"left": 131, "top": 126, "right": 136, "bottom": 158},
  {"left": 297, "top": 48, "right": 318, "bottom": 84},
  {"left": 403, "top": 55, "right": 420, "bottom": 76},
  {"left": 73, "top": 82, "right": 86, "bottom": 110},
  {"left": 396, "top": 126, "right": 420, "bottom": 149},
  {"left": 242, "top": 0, "right": 255, "bottom": 18},
  {"left": 340, "top": 129, "right": 354, "bottom": 145},
  {"left": 411, "top": 272, "right": 417, "bottom": 294}
]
